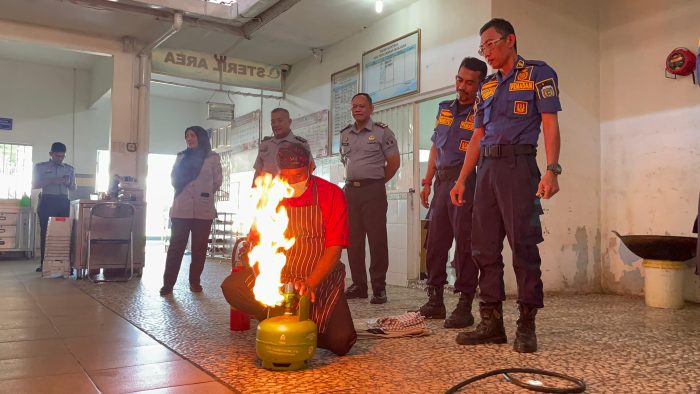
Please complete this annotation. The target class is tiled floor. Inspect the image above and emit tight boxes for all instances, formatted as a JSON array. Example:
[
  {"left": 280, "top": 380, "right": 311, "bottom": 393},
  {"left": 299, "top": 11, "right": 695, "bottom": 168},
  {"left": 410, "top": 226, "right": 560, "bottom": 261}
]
[
  {"left": 0, "top": 258, "right": 232, "bottom": 394},
  {"left": 2, "top": 244, "right": 700, "bottom": 393}
]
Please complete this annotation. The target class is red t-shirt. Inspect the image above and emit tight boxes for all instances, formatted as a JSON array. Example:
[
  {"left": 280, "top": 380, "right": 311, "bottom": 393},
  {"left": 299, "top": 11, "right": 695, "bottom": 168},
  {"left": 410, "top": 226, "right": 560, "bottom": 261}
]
[{"left": 282, "top": 176, "right": 349, "bottom": 248}]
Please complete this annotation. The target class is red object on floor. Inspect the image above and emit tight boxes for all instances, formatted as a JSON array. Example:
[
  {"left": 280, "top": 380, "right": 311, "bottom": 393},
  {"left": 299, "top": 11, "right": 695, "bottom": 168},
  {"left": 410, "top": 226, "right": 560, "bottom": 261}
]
[{"left": 230, "top": 265, "right": 251, "bottom": 331}]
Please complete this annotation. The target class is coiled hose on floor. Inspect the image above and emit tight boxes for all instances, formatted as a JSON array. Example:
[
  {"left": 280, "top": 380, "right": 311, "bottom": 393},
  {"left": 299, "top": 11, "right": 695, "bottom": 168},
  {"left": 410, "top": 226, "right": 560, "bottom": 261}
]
[{"left": 445, "top": 368, "right": 587, "bottom": 393}]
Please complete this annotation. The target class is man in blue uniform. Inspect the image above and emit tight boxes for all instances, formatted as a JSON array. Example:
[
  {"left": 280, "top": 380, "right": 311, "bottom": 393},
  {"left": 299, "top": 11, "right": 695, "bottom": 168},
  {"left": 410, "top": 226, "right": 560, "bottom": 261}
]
[
  {"left": 340, "top": 93, "right": 401, "bottom": 304},
  {"left": 253, "top": 108, "right": 313, "bottom": 180},
  {"left": 416, "top": 57, "right": 487, "bottom": 328},
  {"left": 450, "top": 18, "right": 562, "bottom": 353},
  {"left": 32, "top": 142, "right": 76, "bottom": 272}
]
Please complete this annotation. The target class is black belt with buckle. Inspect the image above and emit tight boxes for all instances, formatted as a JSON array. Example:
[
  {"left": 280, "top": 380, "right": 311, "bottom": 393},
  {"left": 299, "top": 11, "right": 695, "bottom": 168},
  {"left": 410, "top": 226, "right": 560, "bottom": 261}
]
[
  {"left": 481, "top": 144, "right": 536, "bottom": 158},
  {"left": 347, "top": 178, "right": 384, "bottom": 187},
  {"left": 436, "top": 165, "right": 462, "bottom": 182}
]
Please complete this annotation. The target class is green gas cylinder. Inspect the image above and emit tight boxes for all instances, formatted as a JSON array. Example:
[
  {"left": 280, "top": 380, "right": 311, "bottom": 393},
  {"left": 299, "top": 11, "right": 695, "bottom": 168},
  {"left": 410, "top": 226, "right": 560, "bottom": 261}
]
[{"left": 255, "top": 289, "right": 317, "bottom": 371}]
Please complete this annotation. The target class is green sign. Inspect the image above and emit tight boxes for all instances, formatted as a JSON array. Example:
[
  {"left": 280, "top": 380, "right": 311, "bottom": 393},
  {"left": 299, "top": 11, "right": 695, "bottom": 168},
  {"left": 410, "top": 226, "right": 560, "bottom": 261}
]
[{"left": 152, "top": 48, "right": 282, "bottom": 91}]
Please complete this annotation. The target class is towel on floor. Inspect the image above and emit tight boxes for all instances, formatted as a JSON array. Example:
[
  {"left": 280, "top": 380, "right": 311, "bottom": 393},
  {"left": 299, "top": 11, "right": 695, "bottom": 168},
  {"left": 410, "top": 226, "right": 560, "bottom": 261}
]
[{"left": 354, "top": 312, "right": 430, "bottom": 338}]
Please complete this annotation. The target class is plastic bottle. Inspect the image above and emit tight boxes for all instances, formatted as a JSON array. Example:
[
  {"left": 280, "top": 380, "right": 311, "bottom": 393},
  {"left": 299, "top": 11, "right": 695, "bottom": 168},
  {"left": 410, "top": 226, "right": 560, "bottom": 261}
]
[{"left": 19, "top": 194, "right": 30, "bottom": 208}]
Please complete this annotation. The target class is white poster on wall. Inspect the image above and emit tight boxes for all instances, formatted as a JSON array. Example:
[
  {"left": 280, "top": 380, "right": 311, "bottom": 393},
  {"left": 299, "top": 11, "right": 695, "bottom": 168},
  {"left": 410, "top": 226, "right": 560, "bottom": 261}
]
[
  {"left": 330, "top": 65, "right": 359, "bottom": 155},
  {"left": 362, "top": 30, "right": 421, "bottom": 104}
]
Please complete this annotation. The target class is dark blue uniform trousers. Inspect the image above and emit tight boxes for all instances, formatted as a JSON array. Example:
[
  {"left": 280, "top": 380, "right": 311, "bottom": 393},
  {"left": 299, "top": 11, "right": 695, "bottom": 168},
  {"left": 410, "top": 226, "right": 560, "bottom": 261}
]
[
  {"left": 472, "top": 154, "right": 545, "bottom": 308},
  {"left": 344, "top": 182, "right": 389, "bottom": 294},
  {"left": 37, "top": 194, "right": 70, "bottom": 267},
  {"left": 426, "top": 174, "right": 479, "bottom": 294}
]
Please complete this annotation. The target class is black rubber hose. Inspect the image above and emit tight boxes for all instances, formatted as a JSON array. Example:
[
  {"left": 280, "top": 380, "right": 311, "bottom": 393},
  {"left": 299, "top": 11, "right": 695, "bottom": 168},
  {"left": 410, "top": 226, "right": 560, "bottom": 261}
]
[{"left": 445, "top": 368, "right": 586, "bottom": 393}]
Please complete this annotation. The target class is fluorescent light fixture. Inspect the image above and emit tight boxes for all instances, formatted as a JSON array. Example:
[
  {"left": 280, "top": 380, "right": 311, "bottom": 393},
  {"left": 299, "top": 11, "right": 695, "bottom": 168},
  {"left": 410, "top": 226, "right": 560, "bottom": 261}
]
[
  {"left": 206, "top": 0, "right": 237, "bottom": 5},
  {"left": 375, "top": 0, "right": 383, "bottom": 13}
]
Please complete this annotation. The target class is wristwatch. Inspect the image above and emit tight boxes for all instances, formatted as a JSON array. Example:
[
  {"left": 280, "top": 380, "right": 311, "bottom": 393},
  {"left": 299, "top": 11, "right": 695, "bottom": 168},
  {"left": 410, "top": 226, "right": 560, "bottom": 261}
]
[{"left": 546, "top": 163, "right": 562, "bottom": 175}]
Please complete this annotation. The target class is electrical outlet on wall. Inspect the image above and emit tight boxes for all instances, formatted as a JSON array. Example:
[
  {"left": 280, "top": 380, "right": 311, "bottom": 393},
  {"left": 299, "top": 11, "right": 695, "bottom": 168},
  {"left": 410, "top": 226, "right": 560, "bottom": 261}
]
[{"left": 126, "top": 143, "right": 137, "bottom": 152}]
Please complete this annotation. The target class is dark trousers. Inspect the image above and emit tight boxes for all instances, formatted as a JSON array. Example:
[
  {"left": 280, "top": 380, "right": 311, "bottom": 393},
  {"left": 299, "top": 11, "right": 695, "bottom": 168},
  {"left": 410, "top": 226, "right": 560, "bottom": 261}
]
[
  {"left": 37, "top": 194, "right": 70, "bottom": 266},
  {"left": 426, "top": 174, "right": 478, "bottom": 295},
  {"left": 472, "top": 154, "right": 545, "bottom": 308},
  {"left": 220, "top": 268, "right": 357, "bottom": 356},
  {"left": 163, "top": 218, "right": 213, "bottom": 288},
  {"left": 344, "top": 182, "right": 389, "bottom": 294}
]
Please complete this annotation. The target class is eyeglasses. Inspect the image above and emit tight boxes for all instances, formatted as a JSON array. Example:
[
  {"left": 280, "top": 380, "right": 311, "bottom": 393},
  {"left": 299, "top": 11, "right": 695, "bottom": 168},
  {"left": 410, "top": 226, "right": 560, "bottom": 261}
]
[{"left": 478, "top": 37, "right": 505, "bottom": 56}]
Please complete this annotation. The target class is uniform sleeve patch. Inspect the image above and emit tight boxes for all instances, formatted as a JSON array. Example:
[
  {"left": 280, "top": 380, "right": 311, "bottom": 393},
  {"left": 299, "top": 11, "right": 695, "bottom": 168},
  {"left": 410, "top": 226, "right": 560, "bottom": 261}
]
[
  {"left": 536, "top": 78, "right": 559, "bottom": 99},
  {"left": 459, "top": 139, "right": 469, "bottom": 152},
  {"left": 513, "top": 100, "right": 528, "bottom": 115}
]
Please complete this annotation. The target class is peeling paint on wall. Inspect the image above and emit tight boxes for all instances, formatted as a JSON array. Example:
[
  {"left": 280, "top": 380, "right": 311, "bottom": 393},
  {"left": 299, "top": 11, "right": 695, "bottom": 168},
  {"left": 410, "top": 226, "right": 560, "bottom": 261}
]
[{"left": 572, "top": 226, "right": 589, "bottom": 287}]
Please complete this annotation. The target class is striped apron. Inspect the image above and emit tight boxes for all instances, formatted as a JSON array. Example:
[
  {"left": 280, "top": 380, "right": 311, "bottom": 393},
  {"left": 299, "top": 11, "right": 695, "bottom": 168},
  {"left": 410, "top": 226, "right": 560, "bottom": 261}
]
[
  {"left": 239, "top": 182, "right": 345, "bottom": 333},
  {"left": 280, "top": 183, "right": 345, "bottom": 333}
]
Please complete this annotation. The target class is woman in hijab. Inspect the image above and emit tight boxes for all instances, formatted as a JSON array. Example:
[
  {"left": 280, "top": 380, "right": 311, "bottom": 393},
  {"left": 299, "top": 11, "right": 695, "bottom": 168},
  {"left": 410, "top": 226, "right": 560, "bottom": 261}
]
[{"left": 160, "top": 126, "right": 223, "bottom": 295}]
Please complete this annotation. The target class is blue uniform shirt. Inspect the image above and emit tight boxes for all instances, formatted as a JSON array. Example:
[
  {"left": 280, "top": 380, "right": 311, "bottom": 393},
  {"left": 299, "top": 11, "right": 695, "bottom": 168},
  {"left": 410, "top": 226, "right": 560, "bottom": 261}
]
[
  {"left": 475, "top": 55, "right": 562, "bottom": 145},
  {"left": 431, "top": 99, "right": 476, "bottom": 168},
  {"left": 339, "top": 119, "right": 399, "bottom": 181},
  {"left": 32, "top": 160, "right": 76, "bottom": 196}
]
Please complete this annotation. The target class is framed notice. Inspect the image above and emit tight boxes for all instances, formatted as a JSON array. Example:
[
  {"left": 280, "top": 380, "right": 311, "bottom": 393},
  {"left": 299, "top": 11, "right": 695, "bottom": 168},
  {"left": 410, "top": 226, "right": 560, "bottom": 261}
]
[
  {"left": 362, "top": 29, "right": 420, "bottom": 104},
  {"left": 330, "top": 64, "right": 360, "bottom": 155}
]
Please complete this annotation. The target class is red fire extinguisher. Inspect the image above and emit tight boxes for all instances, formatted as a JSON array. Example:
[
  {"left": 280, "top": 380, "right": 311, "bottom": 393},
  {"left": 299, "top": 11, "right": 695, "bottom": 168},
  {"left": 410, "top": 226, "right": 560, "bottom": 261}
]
[{"left": 230, "top": 238, "right": 251, "bottom": 331}]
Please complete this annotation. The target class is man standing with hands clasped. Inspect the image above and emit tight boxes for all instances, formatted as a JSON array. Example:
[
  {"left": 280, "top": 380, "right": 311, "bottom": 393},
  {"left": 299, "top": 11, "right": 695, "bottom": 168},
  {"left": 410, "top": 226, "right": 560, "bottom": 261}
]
[
  {"left": 450, "top": 18, "right": 562, "bottom": 353},
  {"left": 416, "top": 57, "right": 487, "bottom": 329}
]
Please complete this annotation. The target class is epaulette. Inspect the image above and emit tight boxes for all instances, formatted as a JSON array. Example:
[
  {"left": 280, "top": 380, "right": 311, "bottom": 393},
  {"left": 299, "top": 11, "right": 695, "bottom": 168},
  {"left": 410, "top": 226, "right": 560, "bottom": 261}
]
[
  {"left": 294, "top": 135, "right": 308, "bottom": 143},
  {"left": 340, "top": 124, "right": 352, "bottom": 133},
  {"left": 438, "top": 99, "right": 453, "bottom": 107},
  {"left": 262, "top": 136, "right": 273, "bottom": 141},
  {"left": 483, "top": 72, "right": 497, "bottom": 82},
  {"left": 524, "top": 59, "right": 547, "bottom": 67},
  {"left": 375, "top": 121, "right": 388, "bottom": 129},
  {"left": 64, "top": 163, "right": 74, "bottom": 169}
]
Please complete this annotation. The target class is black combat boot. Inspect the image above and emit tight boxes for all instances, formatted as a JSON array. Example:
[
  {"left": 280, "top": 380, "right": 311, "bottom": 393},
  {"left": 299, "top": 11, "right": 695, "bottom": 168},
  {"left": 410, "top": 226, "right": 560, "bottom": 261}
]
[
  {"left": 417, "top": 286, "right": 446, "bottom": 319},
  {"left": 455, "top": 302, "right": 507, "bottom": 345},
  {"left": 444, "top": 292, "right": 474, "bottom": 328},
  {"left": 513, "top": 304, "right": 538, "bottom": 353}
]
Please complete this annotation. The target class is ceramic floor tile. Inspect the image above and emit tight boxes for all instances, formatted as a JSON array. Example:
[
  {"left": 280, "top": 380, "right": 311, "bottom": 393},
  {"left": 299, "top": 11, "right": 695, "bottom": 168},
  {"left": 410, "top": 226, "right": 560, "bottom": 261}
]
[
  {"left": 0, "top": 325, "right": 59, "bottom": 343},
  {"left": 0, "top": 353, "right": 83, "bottom": 380},
  {"left": 88, "top": 360, "right": 213, "bottom": 393},
  {"left": 73, "top": 343, "right": 182, "bottom": 371},
  {"left": 0, "top": 371, "right": 99, "bottom": 394},
  {"left": 131, "top": 381, "right": 235, "bottom": 394},
  {"left": 0, "top": 338, "right": 70, "bottom": 361}
]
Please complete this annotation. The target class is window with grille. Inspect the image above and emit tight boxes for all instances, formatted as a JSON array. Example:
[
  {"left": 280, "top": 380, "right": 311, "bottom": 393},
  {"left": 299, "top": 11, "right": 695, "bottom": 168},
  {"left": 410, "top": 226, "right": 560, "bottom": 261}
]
[{"left": 0, "top": 143, "right": 33, "bottom": 199}]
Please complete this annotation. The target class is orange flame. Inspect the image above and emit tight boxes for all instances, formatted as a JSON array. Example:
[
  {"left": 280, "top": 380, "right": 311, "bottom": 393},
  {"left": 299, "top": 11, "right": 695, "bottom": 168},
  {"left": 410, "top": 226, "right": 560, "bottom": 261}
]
[{"left": 247, "top": 174, "right": 295, "bottom": 307}]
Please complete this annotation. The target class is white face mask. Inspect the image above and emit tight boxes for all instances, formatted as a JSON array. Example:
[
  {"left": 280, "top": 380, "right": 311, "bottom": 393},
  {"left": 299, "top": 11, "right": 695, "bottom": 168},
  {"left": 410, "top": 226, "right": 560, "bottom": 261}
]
[{"left": 290, "top": 179, "right": 308, "bottom": 198}]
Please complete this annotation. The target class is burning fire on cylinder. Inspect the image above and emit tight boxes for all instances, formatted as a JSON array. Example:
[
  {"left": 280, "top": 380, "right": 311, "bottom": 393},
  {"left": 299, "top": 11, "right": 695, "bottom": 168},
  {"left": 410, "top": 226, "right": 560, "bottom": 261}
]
[{"left": 245, "top": 174, "right": 318, "bottom": 371}]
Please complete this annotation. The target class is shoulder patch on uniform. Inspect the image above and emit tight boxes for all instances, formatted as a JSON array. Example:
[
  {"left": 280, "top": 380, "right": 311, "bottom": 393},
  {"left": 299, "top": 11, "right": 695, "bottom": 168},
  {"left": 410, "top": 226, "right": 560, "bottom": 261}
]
[
  {"left": 340, "top": 124, "right": 352, "bottom": 133},
  {"left": 535, "top": 78, "right": 559, "bottom": 99},
  {"left": 525, "top": 59, "right": 547, "bottom": 67},
  {"left": 294, "top": 135, "right": 308, "bottom": 143},
  {"left": 375, "top": 121, "right": 388, "bottom": 128},
  {"left": 262, "top": 136, "right": 273, "bottom": 141}
]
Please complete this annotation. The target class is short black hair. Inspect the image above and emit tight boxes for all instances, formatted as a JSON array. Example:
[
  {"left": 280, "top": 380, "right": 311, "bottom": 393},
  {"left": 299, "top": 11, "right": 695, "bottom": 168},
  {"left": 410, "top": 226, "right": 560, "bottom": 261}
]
[
  {"left": 352, "top": 93, "right": 373, "bottom": 105},
  {"left": 271, "top": 107, "right": 290, "bottom": 117},
  {"left": 50, "top": 142, "right": 67, "bottom": 153},
  {"left": 277, "top": 142, "right": 311, "bottom": 169},
  {"left": 480, "top": 18, "right": 517, "bottom": 52},
  {"left": 458, "top": 57, "right": 488, "bottom": 81}
]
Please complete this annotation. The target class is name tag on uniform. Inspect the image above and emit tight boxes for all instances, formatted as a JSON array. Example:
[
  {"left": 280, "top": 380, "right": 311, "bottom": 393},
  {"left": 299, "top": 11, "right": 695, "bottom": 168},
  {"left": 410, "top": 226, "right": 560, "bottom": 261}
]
[
  {"left": 459, "top": 139, "right": 469, "bottom": 152},
  {"left": 509, "top": 81, "right": 534, "bottom": 91}
]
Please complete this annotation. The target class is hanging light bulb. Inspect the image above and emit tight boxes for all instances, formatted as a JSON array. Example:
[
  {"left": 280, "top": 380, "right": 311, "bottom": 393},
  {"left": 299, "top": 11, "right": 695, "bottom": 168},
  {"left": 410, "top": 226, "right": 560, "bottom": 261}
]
[{"left": 375, "top": 0, "right": 383, "bottom": 13}]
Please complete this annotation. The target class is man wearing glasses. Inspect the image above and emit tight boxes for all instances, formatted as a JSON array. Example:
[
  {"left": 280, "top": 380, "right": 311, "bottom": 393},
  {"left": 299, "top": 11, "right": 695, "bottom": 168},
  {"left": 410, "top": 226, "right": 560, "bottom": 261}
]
[{"left": 450, "top": 18, "right": 562, "bottom": 353}]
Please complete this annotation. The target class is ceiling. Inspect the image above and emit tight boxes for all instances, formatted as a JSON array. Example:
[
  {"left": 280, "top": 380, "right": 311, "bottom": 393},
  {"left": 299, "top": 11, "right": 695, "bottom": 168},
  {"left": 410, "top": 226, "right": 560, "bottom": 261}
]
[
  {"left": 0, "top": 0, "right": 421, "bottom": 102},
  {"left": 0, "top": 0, "right": 421, "bottom": 65}
]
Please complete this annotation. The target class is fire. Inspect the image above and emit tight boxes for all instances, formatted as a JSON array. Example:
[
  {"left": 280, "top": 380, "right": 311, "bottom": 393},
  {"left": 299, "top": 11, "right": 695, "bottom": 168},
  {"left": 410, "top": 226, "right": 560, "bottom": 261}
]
[{"left": 247, "top": 174, "right": 295, "bottom": 307}]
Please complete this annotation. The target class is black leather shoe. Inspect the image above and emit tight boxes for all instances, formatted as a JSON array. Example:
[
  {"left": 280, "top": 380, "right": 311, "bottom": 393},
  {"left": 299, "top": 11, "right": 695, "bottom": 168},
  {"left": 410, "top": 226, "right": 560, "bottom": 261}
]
[
  {"left": 35, "top": 266, "right": 42, "bottom": 272},
  {"left": 345, "top": 284, "right": 368, "bottom": 299},
  {"left": 159, "top": 286, "right": 173, "bottom": 296},
  {"left": 370, "top": 290, "right": 387, "bottom": 304},
  {"left": 190, "top": 284, "right": 203, "bottom": 293}
]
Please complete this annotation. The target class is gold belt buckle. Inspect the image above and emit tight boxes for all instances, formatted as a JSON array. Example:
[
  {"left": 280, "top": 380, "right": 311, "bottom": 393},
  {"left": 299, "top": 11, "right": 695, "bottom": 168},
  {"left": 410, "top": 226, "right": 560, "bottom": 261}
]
[{"left": 352, "top": 181, "right": 361, "bottom": 187}]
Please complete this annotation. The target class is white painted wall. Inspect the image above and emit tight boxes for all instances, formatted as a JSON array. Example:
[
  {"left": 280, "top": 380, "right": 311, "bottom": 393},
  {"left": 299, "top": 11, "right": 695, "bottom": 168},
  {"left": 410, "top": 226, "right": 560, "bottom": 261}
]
[
  {"left": 491, "top": 0, "right": 602, "bottom": 295},
  {"left": 599, "top": 0, "right": 700, "bottom": 294}
]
